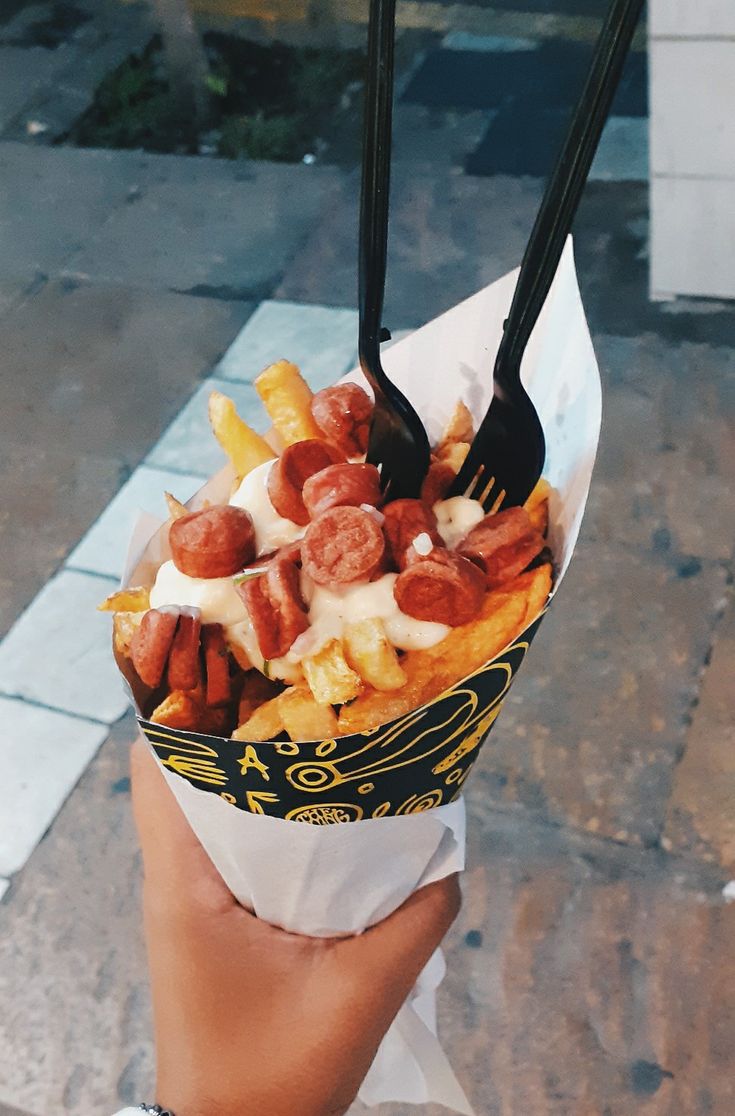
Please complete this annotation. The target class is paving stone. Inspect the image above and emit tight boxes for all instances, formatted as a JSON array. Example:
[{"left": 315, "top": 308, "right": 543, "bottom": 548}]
[
  {"left": 471, "top": 539, "right": 730, "bottom": 848},
  {"left": 0, "top": 569, "right": 127, "bottom": 724},
  {"left": 0, "top": 279, "right": 251, "bottom": 632},
  {"left": 664, "top": 588, "right": 735, "bottom": 872},
  {"left": 0, "top": 440, "right": 121, "bottom": 642},
  {"left": 573, "top": 181, "right": 735, "bottom": 348},
  {"left": 277, "top": 167, "right": 545, "bottom": 328},
  {"left": 215, "top": 299, "right": 359, "bottom": 387},
  {"left": 0, "top": 880, "right": 8, "bottom": 903},
  {"left": 0, "top": 696, "right": 108, "bottom": 877},
  {"left": 146, "top": 377, "right": 262, "bottom": 478},
  {"left": 0, "top": 718, "right": 153, "bottom": 1116},
  {"left": 0, "top": 279, "right": 252, "bottom": 466},
  {"left": 0, "top": 727, "right": 730, "bottom": 1116},
  {"left": 67, "top": 155, "right": 343, "bottom": 298},
  {"left": 68, "top": 466, "right": 203, "bottom": 580},
  {"left": 589, "top": 116, "right": 648, "bottom": 182},
  {"left": 391, "top": 103, "right": 491, "bottom": 172},
  {"left": 0, "top": 46, "right": 66, "bottom": 132},
  {"left": 587, "top": 334, "right": 735, "bottom": 562},
  {"left": 0, "top": 144, "right": 142, "bottom": 279},
  {"left": 368, "top": 801, "right": 732, "bottom": 1116}
]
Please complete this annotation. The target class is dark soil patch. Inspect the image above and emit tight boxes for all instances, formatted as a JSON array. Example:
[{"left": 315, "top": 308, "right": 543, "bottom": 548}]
[{"left": 64, "top": 31, "right": 366, "bottom": 165}]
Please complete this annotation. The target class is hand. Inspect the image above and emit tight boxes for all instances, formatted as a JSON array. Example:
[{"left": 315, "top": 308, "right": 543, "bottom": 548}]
[{"left": 131, "top": 741, "right": 461, "bottom": 1116}]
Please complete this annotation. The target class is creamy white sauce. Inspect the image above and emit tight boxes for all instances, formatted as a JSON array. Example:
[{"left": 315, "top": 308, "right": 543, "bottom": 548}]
[
  {"left": 229, "top": 459, "right": 304, "bottom": 555},
  {"left": 150, "top": 561, "right": 247, "bottom": 625},
  {"left": 228, "top": 617, "right": 303, "bottom": 684},
  {"left": 302, "top": 573, "right": 449, "bottom": 653},
  {"left": 411, "top": 531, "right": 433, "bottom": 557},
  {"left": 434, "top": 496, "right": 485, "bottom": 549}
]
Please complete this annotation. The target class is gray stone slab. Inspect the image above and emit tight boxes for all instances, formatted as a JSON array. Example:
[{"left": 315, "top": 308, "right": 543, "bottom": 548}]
[
  {"left": 664, "top": 587, "right": 735, "bottom": 872},
  {"left": 0, "top": 143, "right": 142, "bottom": 280},
  {"left": 588, "top": 333, "right": 735, "bottom": 561},
  {"left": 67, "top": 155, "right": 343, "bottom": 299},
  {"left": 277, "top": 167, "right": 544, "bottom": 328},
  {"left": 0, "top": 46, "right": 66, "bottom": 132},
  {"left": 473, "top": 540, "right": 729, "bottom": 849},
  {"left": 0, "top": 279, "right": 252, "bottom": 635},
  {"left": 0, "top": 721, "right": 730, "bottom": 1116}
]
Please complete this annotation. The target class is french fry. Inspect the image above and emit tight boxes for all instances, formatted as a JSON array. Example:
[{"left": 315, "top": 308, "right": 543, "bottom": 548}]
[
  {"left": 232, "top": 695, "right": 285, "bottom": 741},
  {"left": 98, "top": 586, "right": 150, "bottom": 613},
  {"left": 440, "top": 400, "right": 474, "bottom": 446},
  {"left": 238, "top": 670, "right": 282, "bottom": 725},
  {"left": 278, "top": 686, "right": 339, "bottom": 741},
  {"left": 520, "top": 561, "right": 552, "bottom": 627},
  {"left": 208, "top": 389, "right": 275, "bottom": 479},
  {"left": 255, "top": 360, "right": 323, "bottom": 445},
  {"left": 165, "top": 491, "right": 189, "bottom": 521},
  {"left": 150, "top": 689, "right": 203, "bottom": 730},
  {"left": 112, "top": 610, "right": 145, "bottom": 656},
  {"left": 338, "top": 571, "right": 545, "bottom": 734},
  {"left": 437, "top": 440, "right": 470, "bottom": 470},
  {"left": 343, "top": 619, "right": 407, "bottom": 692},
  {"left": 302, "top": 639, "right": 363, "bottom": 706},
  {"left": 525, "top": 477, "right": 551, "bottom": 536}
]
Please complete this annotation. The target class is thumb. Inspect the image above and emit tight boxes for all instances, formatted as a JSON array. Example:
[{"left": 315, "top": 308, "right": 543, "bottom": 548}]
[{"left": 338, "top": 875, "right": 461, "bottom": 1007}]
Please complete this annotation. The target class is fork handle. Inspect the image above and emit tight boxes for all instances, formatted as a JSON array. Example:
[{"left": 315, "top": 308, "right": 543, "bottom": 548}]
[
  {"left": 495, "top": 0, "right": 644, "bottom": 386},
  {"left": 358, "top": 0, "right": 396, "bottom": 389}
]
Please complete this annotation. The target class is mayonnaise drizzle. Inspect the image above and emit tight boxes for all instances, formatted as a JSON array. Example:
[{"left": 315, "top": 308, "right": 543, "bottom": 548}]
[
  {"left": 434, "top": 496, "right": 485, "bottom": 548},
  {"left": 150, "top": 560, "right": 247, "bottom": 625},
  {"left": 229, "top": 459, "right": 304, "bottom": 555},
  {"left": 302, "top": 574, "right": 449, "bottom": 653}
]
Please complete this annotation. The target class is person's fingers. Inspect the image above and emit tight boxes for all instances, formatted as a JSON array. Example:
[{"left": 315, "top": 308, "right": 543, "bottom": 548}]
[
  {"left": 340, "top": 874, "right": 462, "bottom": 999},
  {"left": 130, "top": 738, "right": 233, "bottom": 911}
]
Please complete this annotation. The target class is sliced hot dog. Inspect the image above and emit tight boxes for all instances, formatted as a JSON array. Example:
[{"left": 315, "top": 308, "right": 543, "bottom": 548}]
[
  {"left": 267, "top": 439, "right": 344, "bottom": 525},
  {"left": 394, "top": 549, "right": 486, "bottom": 627},
  {"left": 202, "top": 623, "right": 232, "bottom": 706},
  {"left": 302, "top": 462, "right": 381, "bottom": 520},
  {"left": 457, "top": 506, "right": 545, "bottom": 588},
  {"left": 302, "top": 505, "right": 385, "bottom": 585},
  {"left": 382, "top": 498, "right": 443, "bottom": 571},
  {"left": 310, "top": 383, "right": 373, "bottom": 456},
  {"left": 167, "top": 607, "right": 203, "bottom": 691},
  {"left": 238, "top": 554, "right": 309, "bottom": 660},
  {"left": 131, "top": 606, "right": 179, "bottom": 688},
  {"left": 170, "top": 505, "right": 256, "bottom": 579}
]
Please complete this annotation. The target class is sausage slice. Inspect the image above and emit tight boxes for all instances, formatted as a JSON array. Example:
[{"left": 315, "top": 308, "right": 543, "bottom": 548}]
[
  {"left": 457, "top": 506, "right": 545, "bottom": 588},
  {"left": 394, "top": 550, "right": 486, "bottom": 627},
  {"left": 267, "top": 439, "right": 344, "bottom": 525},
  {"left": 302, "top": 462, "right": 381, "bottom": 520},
  {"left": 382, "top": 498, "right": 443, "bottom": 571},
  {"left": 170, "top": 505, "right": 256, "bottom": 579},
  {"left": 310, "top": 383, "right": 373, "bottom": 456},
  {"left": 302, "top": 505, "right": 385, "bottom": 585},
  {"left": 131, "top": 607, "right": 179, "bottom": 688}
]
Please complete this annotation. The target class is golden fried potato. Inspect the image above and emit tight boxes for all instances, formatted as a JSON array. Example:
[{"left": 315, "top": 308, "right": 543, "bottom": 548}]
[
  {"left": 343, "top": 618, "right": 407, "bottom": 692},
  {"left": 233, "top": 695, "right": 284, "bottom": 741},
  {"left": 338, "top": 568, "right": 550, "bottom": 734},
  {"left": 437, "top": 440, "right": 470, "bottom": 470},
  {"left": 112, "top": 610, "right": 145, "bottom": 656},
  {"left": 150, "top": 689, "right": 203, "bottom": 731},
  {"left": 440, "top": 400, "right": 474, "bottom": 446},
  {"left": 98, "top": 586, "right": 150, "bottom": 613},
  {"left": 238, "top": 670, "right": 282, "bottom": 725},
  {"left": 302, "top": 639, "right": 363, "bottom": 705},
  {"left": 278, "top": 686, "right": 339, "bottom": 741},
  {"left": 208, "top": 389, "right": 275, "bottom": 479},
  {"left": 525, "top": 477, "right": 551, "bottom": 536},
  {"left": 254, "top": 360, "right": 323, "bottom": 445},
  {"left": 165, "top": 491, "right": 189, "bottom": 521}
]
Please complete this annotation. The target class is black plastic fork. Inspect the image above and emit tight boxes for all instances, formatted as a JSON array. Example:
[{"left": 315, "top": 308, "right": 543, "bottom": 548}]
[
  {"left": 451, "top": 0, "right": 645, "bottom": 511},
  {"left": 359, "top": 0, "right": 431, "bottom": 500}
]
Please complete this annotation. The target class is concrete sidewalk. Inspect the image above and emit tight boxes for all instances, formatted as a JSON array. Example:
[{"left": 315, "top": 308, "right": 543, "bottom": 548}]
[{"left": 0, "top": 7, "right": 733, "bottom": 1115}]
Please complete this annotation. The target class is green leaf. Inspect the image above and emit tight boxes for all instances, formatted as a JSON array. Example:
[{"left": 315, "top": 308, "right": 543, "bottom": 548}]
[{"left": 206, "top": 73, "right": 228, "bottom": 97}]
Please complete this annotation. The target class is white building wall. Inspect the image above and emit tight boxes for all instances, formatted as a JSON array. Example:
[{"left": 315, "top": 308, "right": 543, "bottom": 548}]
[{"left": 649, "top": 0, "right": 735, "bottom": 299}]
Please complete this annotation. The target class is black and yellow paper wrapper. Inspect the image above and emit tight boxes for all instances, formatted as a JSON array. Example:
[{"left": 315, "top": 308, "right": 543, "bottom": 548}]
[{"left": 118, "top": 239, "right": 601, "bottom": 1114}]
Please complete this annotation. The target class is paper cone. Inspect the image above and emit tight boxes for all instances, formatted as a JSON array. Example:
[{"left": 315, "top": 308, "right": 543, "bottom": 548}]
[{"left": 118, "top": 237, "right": 600, "bottom": 1113}]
